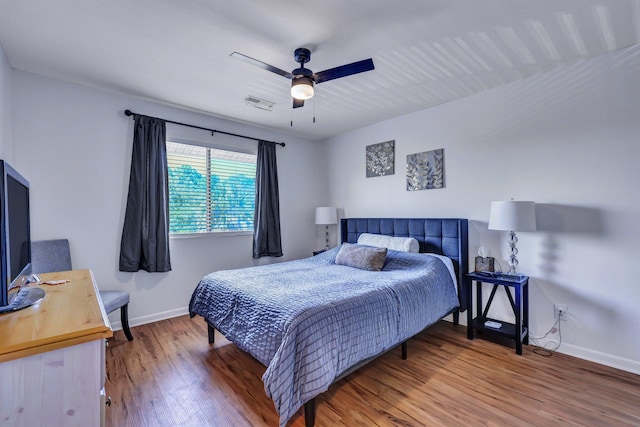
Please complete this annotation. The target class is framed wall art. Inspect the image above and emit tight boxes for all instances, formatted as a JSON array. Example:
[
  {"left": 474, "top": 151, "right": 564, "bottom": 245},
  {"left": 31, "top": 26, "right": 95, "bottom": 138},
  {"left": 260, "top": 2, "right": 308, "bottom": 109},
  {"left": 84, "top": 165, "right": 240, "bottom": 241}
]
[
  {"left": 406, "top": 148, "right": 445, "bottom": 191},
  {"left": 366, "top": 140, "right": 395, "bottom": 177}
]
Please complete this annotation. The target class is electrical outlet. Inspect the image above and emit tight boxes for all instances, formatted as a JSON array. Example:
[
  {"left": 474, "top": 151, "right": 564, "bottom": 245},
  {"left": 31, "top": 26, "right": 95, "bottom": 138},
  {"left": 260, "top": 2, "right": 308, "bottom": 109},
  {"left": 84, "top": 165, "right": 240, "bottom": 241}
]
[{"left": 554, "top": 304, "right": 568, "bottom": 321}]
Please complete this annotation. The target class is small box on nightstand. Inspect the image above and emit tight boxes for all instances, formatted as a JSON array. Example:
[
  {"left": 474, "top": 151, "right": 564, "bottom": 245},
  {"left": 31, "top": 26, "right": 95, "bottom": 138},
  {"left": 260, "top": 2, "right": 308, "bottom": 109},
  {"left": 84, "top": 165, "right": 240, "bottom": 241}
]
[{"left": 474, "top": 256, "right": 495, "bottom": 272}]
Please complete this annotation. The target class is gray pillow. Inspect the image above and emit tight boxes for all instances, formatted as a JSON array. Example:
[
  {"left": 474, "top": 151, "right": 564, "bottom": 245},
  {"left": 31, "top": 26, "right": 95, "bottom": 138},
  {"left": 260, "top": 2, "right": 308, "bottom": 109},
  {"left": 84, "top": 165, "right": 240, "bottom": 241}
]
[{"left": 334, "top": 243, "right": 387, "bottom": 271}]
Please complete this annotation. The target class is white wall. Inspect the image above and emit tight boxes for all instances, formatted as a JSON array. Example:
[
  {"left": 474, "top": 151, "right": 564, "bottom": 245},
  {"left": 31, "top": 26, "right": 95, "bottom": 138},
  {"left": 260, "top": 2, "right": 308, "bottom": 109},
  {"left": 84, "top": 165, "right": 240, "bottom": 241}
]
[
  {"left": 7, "top": 41, "right": 639, "bottom": 373},
  {"left": 0, "top": 44, "right": 12, "bottom": 159},
  {"left": 11, "top": 70, "right": 328, "bottom": 328},
  {"left": 325, "top": 44, "right": 640, "bottom": 373}
]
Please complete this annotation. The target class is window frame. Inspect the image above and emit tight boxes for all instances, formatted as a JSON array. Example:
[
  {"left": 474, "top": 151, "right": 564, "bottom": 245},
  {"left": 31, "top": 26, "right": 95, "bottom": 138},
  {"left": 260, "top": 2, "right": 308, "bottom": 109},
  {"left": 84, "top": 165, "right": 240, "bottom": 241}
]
[{"left": 166, "top": 137, "right": 257, "bottom": 238}]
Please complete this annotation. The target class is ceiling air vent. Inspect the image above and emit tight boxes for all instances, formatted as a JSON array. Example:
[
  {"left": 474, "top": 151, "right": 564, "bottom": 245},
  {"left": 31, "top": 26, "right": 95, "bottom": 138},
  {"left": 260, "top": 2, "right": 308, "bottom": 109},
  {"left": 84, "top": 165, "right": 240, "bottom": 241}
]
[{"left": 245, "top": 96, "right": 274, "bottom": 111}]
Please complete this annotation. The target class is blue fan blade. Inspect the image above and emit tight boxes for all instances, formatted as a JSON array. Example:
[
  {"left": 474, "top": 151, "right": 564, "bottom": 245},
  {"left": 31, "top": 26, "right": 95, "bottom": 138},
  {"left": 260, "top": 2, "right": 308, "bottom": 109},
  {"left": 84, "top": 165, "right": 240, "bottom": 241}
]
[
  {"left": 314, "top": 58, "right": 374, "bottom": 84},
  {"left": 230, "top": 52, "right": 293, "bottom": 79}
]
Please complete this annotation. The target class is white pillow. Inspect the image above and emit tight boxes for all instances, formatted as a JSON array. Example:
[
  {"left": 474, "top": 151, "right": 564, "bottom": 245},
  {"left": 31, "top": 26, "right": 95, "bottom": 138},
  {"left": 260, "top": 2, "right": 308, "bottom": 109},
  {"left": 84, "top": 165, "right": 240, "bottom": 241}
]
[{"left": 357, "top": 233, "right": 420, "bottom": 253}]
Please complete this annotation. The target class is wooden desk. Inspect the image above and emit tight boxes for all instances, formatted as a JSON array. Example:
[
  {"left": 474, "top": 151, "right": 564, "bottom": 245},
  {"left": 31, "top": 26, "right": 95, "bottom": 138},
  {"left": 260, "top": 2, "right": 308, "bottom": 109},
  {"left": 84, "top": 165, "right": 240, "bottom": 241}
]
[{"left": 0, "top": 269, "right": 112, "bottom": 426}]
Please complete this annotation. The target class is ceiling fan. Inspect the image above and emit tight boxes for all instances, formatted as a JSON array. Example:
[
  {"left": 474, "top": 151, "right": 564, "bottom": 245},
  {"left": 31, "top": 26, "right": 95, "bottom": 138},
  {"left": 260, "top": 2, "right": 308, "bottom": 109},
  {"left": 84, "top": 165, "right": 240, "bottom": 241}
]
[{"left": 231, "top": 48, "right": 375, "bottom": 108}]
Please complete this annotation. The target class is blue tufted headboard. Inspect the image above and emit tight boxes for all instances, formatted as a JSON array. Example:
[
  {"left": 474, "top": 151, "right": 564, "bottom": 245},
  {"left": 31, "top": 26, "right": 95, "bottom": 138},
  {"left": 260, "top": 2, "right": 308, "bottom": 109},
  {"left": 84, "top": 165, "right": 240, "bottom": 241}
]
[{"left": 340, "top": 218, "right": 469, "bottom": 312}]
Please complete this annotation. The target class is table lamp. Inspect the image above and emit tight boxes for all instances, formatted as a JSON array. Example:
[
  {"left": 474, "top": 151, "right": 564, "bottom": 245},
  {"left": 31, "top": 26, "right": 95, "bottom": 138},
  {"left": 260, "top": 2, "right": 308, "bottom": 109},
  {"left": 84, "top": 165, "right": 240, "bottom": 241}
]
[
  {"left": 315, "top": 207, "right": 337, "bottom": 250},
  {"left": 488, "top": 200, "right": 536, "bottom": 275}
]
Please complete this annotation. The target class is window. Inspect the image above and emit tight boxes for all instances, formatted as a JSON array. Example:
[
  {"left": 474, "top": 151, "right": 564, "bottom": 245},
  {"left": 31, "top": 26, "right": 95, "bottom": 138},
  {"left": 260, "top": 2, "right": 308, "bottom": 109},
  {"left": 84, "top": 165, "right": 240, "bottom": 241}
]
[{"left": 166, "top": 140, "right": 256, "bottom": 234}]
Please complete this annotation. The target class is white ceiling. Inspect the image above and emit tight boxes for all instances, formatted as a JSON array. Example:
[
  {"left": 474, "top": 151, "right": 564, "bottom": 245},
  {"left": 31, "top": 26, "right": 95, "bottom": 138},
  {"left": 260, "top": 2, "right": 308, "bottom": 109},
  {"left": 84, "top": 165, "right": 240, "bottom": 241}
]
[{"left": 0, "top": 0, "right": 638, "bottom": 140}]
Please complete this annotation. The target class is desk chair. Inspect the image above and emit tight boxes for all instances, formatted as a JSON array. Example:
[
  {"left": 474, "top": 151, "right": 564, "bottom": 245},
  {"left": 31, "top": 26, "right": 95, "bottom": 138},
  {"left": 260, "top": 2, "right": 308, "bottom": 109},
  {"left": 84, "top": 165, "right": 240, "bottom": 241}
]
[{"left": 31, "top": 239, "right": 134, "bottom": 341}]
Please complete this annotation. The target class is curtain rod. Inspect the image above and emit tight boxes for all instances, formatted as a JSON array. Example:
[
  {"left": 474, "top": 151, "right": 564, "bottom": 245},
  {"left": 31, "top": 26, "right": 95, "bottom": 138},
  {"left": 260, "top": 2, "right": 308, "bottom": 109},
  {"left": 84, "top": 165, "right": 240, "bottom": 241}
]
[{"left": 124, "top": 109, "right": 285, "bottom": 147}]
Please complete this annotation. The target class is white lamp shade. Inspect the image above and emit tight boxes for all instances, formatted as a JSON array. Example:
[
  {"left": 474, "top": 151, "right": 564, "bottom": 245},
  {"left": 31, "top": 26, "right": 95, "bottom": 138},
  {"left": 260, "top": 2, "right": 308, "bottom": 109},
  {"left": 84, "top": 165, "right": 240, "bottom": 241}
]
[
  {"left": 315, "top": 207, "right": 337, "bottom": 225},
  {"left": 291, "top": 77, "right": 315, "bottom": 100},
  {"left": 488, "top": 201, "right": 536, "bottom": 231}
]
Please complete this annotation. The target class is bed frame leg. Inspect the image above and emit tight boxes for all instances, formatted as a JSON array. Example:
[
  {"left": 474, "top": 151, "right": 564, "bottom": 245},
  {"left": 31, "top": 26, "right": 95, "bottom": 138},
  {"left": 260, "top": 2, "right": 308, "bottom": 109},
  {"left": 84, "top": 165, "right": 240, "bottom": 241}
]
[
  {"left": 401, "top": 341, "right": 407, "bottom": 360},
  {"left": 453, "top": 309, "right": 460, "bottom": 325},
  {"left": 304, "top": 398, "right": 316, "bottom": 427},
  {"left": 207, "top": 323, "right": 215, "bottom": 344}
]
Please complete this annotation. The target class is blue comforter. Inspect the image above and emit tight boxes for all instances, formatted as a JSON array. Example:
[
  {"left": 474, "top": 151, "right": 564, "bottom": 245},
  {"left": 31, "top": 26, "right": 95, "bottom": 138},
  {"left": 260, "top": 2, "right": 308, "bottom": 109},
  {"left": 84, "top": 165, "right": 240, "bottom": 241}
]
[{"left": 189, "top": 246, "right": 458, "bottom": 426}]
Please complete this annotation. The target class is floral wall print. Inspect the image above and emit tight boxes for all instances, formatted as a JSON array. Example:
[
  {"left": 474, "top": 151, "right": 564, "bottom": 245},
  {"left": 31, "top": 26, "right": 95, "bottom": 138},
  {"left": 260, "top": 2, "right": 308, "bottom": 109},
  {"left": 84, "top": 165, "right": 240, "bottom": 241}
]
[
  {"left": 366, "top": 140, "right": 395, "bottom": 177},
  {"left": 406, "top": 148, "right": 445, "bottom": 191}
]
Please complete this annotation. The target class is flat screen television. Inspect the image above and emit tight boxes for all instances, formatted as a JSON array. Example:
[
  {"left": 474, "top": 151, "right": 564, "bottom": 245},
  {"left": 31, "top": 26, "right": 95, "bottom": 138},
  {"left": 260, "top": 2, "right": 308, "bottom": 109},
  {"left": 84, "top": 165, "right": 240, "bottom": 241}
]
[{"left": 0, "top": 159, "right": 33, "bottom": 307}]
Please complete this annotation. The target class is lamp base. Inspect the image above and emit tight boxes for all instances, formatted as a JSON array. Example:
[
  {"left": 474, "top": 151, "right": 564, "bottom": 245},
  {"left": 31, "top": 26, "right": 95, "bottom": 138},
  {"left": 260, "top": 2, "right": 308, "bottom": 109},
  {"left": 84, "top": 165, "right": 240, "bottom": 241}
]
[
  {"left": 324, "top": 225, "right": 330, "bottom": 250},
  {"left": 507, "top": 230, "right": 520, "bottom": 275}
]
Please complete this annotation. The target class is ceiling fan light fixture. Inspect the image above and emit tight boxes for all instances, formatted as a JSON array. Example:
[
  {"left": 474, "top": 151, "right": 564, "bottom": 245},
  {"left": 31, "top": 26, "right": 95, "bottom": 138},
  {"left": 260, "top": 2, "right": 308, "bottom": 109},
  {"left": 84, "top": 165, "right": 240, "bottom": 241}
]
[{"left": 291, "top": 76, "right": 314, "bottom": 100}]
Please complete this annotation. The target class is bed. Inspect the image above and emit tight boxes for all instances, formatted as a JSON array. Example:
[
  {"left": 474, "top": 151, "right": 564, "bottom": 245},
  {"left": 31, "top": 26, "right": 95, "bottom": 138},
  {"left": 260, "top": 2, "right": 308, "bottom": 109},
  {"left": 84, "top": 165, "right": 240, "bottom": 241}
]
[{"left": 189, "top": 218, "right": 468, "bottom": 427}]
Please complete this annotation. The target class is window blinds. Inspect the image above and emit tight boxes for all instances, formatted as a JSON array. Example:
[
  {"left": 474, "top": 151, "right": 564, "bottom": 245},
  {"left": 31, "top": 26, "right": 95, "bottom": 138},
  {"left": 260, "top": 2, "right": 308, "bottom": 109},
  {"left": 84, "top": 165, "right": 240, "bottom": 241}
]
[{"left": 166, "top": 141, "right": 257, "bottom": 234}]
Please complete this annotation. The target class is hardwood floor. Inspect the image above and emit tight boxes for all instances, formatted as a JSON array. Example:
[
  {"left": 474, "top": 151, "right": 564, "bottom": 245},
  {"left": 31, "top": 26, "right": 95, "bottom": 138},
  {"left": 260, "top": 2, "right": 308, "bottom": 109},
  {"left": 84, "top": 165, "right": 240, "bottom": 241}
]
[{"left": 105, "top": 316, "right": 640, "bottom": 426}]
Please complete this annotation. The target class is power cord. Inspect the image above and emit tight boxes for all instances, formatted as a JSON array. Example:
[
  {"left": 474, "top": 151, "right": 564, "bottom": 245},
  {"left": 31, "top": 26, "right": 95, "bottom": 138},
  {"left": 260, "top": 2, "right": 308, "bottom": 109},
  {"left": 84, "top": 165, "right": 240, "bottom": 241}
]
[
  {"left": 491, "top": 259, "right": 563, "bottom": 356},
  {"left": 529, "top": 318, "right": 562, "bottom": 357}
]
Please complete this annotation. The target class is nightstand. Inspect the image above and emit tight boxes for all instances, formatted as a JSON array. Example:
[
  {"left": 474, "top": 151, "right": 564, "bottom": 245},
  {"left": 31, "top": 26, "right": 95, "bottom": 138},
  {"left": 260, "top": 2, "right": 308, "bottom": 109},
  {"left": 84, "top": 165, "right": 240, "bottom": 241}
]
[{"left": 466, "top": 272, "right": 529, "bottom": 355}]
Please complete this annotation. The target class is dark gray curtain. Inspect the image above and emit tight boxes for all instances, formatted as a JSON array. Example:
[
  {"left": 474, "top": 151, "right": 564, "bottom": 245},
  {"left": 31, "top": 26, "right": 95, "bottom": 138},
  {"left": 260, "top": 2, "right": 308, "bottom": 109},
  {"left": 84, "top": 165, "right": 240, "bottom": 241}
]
[
  {"left": 253, "top": 140, "right": 283, "bottom": 258},
  {"left": 119, "top": 115, "right": 172, "bottom": 272}
]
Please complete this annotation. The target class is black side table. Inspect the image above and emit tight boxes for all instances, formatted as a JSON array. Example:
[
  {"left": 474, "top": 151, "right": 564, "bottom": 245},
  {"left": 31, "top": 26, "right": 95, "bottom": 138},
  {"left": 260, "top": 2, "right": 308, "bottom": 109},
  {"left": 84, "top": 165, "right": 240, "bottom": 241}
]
[{"left": 466, "top": 272, "right": 529, "bottom": 355}]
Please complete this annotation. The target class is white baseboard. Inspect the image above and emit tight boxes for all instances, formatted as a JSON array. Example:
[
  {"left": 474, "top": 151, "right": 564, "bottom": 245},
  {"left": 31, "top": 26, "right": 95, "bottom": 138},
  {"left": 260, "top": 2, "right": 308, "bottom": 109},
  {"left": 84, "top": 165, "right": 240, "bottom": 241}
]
[
  {"left": 556, "top": 342, "right": 640, "bottom": 375},
  {"left": 529, "top": 336, "right": 639, "bottom": 375},
  {"left": 108, "top": 306, "right": 189, "bottom": 332},
  {"left": 111, "top": 310, "right": 640, "bottom": 375},
  {"left": 444, "top": 317, "right": 640, "bottom": 375}
]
